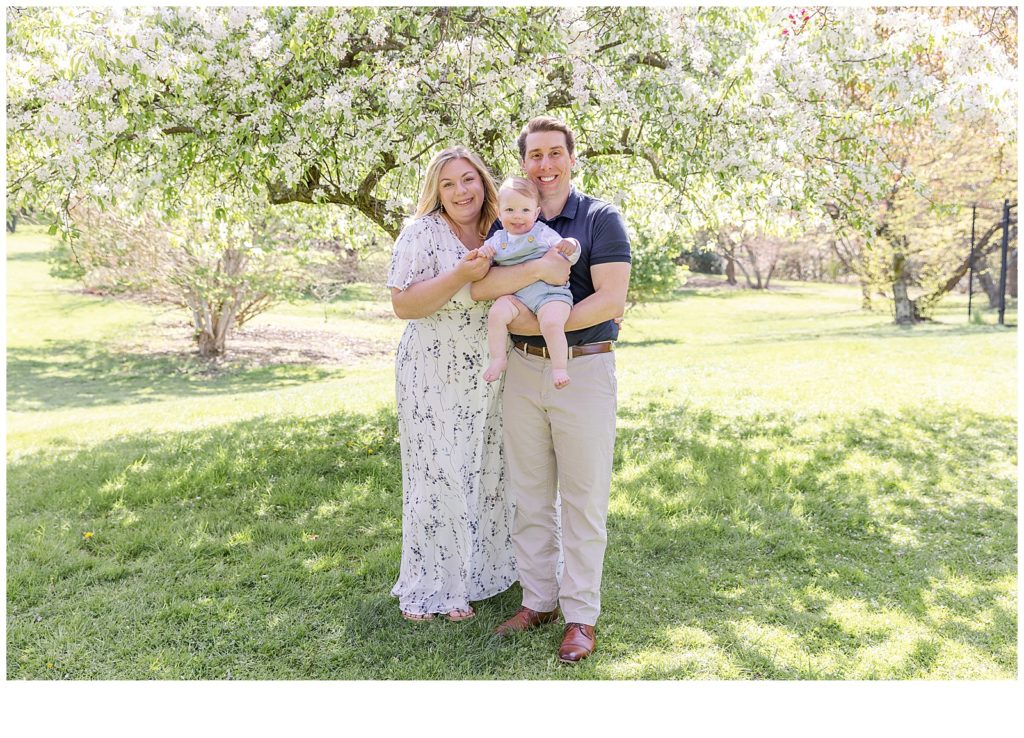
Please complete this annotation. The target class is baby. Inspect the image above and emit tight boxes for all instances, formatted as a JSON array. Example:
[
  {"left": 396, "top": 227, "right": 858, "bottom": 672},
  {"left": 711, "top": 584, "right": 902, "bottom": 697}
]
[{"left": 480, "top": 177, "right": 580, "bottom": 389}]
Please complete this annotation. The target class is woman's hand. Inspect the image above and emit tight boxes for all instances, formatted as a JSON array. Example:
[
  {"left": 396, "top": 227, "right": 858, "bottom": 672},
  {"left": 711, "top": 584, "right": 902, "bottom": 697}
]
[{"left": 457, "top": 249, "right": 492, "bottom": 282}]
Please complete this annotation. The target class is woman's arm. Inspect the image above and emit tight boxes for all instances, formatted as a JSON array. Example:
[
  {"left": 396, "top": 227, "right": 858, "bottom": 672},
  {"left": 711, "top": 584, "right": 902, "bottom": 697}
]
[
  {"left": 392, "top": 251, "right": 491, "bottom": 319},
  {"left": 470, "top": 246, "right": 572, "bottom": 301}
]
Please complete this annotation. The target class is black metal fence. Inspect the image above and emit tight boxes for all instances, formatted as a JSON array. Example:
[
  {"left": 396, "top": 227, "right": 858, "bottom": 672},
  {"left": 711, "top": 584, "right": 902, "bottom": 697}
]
[{"left": 967, "top": 199, "right": 1017, "bottom": 325}]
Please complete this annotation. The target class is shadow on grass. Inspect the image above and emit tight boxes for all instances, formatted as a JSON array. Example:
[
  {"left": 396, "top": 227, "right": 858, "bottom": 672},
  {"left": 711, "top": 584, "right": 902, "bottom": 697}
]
[
  {"left": 7, "top": 340, "right": 337, "bottom": 411},
  {"left": 6, "top": 403, "right": 1017, "bottom": 679},
  {"left": 5, "top": 249, "right": 50, "bottom": 263},
  {"left": 603, "top": 404, "right": 1017, "bottom": 679},
  {"left": 615, "top": 338, "right": 681, "bottom": 348},
  {"left": 673, "top": 286, "right": 826, "bottom": 301},
  {"left": 729, "top": 321, "right": 1016, "bottom": 346}
]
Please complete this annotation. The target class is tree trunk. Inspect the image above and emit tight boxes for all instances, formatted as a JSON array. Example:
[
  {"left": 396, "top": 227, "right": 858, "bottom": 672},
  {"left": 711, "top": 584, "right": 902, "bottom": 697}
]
[
  {"left": 194, "top": 304, "right": 236, "bottom": 357},
  {"left": 977, "top": 268, "right": 1000, "bottom": 308},
  {"left": 735, "top": 258, "right": 754, "bottom": 288},
  {"left": 891, "top": 253, "right": 918, "bottom": 325},
  {"left": 892, "top": 281, "right": 916, "bottom": 325},
  {"left": 188, "top": 289, "right": 234, "bottom": 357},
  {"left": 858, "top": 280, "right": 873, "bottom": 310},
  {"left": 717, "top": 232, "right": 738, "bottom": 285},
  {"left": 196, "top": 329, "right": 225, "bottom": 357},
  {"left": 742, "top": 241, "right": 763, "bottom": 289}
]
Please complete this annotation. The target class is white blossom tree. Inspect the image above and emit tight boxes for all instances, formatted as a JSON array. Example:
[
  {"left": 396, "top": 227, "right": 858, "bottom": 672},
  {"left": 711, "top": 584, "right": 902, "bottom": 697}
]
[{"left": 6, "top": 6, "right": 1017, "bottom": 321}]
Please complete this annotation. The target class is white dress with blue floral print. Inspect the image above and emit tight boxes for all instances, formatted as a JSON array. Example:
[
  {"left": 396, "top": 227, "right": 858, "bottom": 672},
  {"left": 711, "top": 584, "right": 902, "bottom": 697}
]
[{"left": 386, "top": 214, "right": 517, "bottom": 615}]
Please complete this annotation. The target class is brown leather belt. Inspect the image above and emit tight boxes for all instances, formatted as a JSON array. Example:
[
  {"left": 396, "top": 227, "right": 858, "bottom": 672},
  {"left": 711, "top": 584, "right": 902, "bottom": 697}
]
[{"left": 513, "top": 340, "right": 614, "bottom": 359}]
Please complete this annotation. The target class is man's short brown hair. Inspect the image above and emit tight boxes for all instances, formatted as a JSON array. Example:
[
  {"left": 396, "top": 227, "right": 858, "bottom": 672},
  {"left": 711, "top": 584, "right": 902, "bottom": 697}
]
[{"left": 517, "top": 116, "right": 576, "bottom": 160}]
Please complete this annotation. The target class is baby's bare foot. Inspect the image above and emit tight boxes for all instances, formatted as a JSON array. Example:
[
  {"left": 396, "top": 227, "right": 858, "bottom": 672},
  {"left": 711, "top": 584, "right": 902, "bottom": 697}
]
[
  {"left": 483, "top": 358, "right": 507, "bottom": 383},
  {"left": 553, "top": 369, "right": 571, "bottom": 389}
]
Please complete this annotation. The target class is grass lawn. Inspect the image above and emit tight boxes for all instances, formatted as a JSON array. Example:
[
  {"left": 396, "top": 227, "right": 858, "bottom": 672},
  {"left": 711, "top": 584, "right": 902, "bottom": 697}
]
[{"left": 6, "top": 227, "right": 1017, "bottom": 679}]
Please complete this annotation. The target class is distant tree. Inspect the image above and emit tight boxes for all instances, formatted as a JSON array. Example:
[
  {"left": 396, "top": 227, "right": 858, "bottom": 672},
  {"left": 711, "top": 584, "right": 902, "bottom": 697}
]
[
  {"left": 782, "top": 8, "right": 1018, "bottom": 322},
  {"left": 775, "top": 229, "right": 850, "bottom": 283},
  {"left": 739, "top": 235, "right": 783, "bottom": 290},
  {"left": 824, "top": 120, "right": 1016, "bottom": 323},
  {"left": 676, "top": 230, "right": 723, "bottom": 276},
  {"left": 976, "top": 248, "right": 1019, "bottom": 307},
  {"left": 64, "top": 193, "right": 336, "bottom": 356}
]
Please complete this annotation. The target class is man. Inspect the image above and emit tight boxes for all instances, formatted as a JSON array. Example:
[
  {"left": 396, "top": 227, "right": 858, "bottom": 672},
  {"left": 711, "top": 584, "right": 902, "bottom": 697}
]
[{"left": 470, "top": 116, "right": 631, "bottom": 663}]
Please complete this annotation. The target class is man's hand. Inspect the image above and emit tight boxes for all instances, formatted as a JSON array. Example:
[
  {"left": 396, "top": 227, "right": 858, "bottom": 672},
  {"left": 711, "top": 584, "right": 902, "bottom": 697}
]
[{"left": 535, "top": 247, "right": 571, "bottom": 285}]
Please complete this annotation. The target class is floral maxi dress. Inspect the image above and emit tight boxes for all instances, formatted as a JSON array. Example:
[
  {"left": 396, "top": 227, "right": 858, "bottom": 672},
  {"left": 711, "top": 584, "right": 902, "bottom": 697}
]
[{"left": 387, "top": 214, "right": 517, "bottom": 615}]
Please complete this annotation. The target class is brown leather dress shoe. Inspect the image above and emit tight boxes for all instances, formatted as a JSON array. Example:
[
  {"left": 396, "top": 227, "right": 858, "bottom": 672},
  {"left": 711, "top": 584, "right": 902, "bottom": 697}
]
[
  {"left": 494, "top": 606, "right": 559, "bottom": 636},
  {"left": 558, "top": 623, "right": 596, "bottom": 663}
]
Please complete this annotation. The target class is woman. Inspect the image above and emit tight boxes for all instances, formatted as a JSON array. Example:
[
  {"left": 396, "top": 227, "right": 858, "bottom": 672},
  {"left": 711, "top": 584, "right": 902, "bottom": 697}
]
[{"left": 387, "top": 146, "right": 517, "bottom": 621}]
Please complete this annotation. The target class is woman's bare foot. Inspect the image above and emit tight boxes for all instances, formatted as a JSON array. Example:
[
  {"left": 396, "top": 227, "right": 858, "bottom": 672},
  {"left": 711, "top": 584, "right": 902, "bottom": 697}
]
[
  {"left": 483, "top": 358, "right": 507, "bottom": 382},
  {"left": 553, "top": 369, "right": 571, "bottom": 389},
  {"left": 446, "top": 607, "right": 475, "bottom": 622}
]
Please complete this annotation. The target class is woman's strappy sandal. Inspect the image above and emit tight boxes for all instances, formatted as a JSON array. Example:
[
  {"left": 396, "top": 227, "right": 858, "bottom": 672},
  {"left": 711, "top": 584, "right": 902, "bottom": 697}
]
[
  {"left": 401, "top": 611, "right": 435, "bottom": 622},
  {"left": 446, "top": 607, "right": 475, "bottom": 622}
]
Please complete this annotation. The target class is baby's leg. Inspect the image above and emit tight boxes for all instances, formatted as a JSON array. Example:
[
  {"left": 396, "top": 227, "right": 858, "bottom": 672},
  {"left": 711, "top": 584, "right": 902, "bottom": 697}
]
[
  {"left": 484, "top": 295, "right": 524, "bottom": 382},
  {"left": 537, "top": 301, "right": 572, "bottom": 389}
]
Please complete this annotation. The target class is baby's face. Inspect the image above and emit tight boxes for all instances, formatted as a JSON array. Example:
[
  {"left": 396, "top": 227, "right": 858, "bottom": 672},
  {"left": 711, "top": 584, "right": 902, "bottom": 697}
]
[{"left": 498, "top": 190, "right": 541, "bottom": 236}]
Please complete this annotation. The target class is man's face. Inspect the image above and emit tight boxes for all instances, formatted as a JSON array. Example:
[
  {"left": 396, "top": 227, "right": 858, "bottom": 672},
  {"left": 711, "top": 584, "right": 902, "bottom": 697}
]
[
  {"left": 497, "top": 189, "right": 541, "bottom": 236},
  {"left": 521, "top": 130, "right": 575, "bottom": 204}
]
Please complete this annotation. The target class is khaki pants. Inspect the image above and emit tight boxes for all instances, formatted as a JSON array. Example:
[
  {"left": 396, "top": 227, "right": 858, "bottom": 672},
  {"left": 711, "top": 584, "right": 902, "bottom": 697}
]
[{"left": 502, "top": 346, "right": 617, "bottom": 625}]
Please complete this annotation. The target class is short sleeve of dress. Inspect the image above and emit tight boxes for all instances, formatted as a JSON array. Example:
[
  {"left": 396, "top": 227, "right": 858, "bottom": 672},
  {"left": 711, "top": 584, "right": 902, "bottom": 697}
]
[{"left": 387, "top": 218, "right": 439, "bottom": 291}]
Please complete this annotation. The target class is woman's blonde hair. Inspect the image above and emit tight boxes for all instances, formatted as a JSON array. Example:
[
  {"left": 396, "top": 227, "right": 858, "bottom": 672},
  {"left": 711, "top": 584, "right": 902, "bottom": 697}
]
[
  {"left": 414, "top": 146, "right": 499, "bottom": 241},
  {"left": 498, "top": 176, "right": 540, "bottom": 205}
]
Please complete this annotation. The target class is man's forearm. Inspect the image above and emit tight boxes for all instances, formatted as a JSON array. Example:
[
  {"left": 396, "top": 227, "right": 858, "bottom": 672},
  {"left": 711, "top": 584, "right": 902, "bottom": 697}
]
[
  {"left": 564, "top": 291, "right": 626, "bottom": 332},
  {"left": 469, "top": 261, "right": 538, "bottom": 301},
  {"left": 507, "top": 292, "right": 625, "bottom": 336}
]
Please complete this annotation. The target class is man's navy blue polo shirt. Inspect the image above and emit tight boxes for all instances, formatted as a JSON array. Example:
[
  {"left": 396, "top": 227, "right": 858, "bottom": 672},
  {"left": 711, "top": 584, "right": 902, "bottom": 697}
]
[{"left": 490, "top": 185, "right": 631, "bottom": 347}]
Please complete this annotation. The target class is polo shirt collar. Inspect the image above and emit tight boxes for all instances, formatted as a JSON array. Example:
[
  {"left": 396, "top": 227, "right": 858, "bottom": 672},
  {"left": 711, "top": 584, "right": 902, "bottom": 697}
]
[{"left": 545, "top": 185, "right": 581, "bottom": 222}]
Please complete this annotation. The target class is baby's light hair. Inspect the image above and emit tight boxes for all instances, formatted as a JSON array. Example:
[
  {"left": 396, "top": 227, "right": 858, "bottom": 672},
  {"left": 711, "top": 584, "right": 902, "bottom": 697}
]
[{"left": 498, "top": 176, "right": 541, "bottom": 206}]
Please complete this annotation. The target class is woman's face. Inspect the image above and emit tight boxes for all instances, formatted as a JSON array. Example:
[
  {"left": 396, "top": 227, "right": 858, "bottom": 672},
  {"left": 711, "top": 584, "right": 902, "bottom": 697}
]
[{"left": 438, "top": 158, "right": 485, "bottom": 226}]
